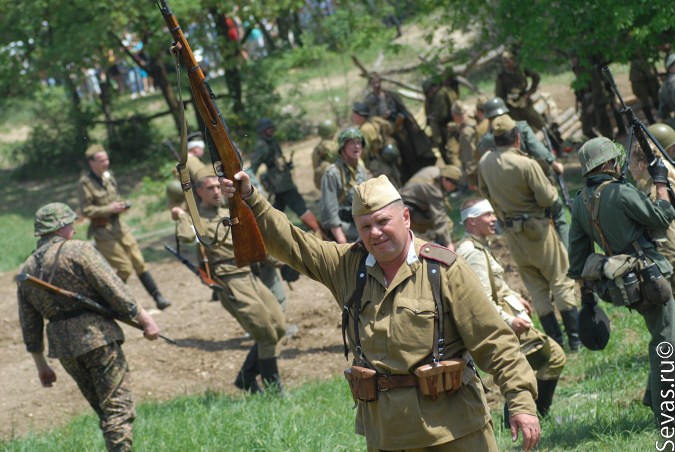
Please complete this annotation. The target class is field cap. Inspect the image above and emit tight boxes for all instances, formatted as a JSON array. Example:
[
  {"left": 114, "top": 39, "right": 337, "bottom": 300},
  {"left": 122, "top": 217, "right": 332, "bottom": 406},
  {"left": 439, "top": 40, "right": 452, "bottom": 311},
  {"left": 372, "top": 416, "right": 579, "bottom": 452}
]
[
  {"left": 492, "top": 114, "right": 517, "bottom": 137},
  {"left": 440, "top": 165, "right": 462, "bottom": 182},
  {"left": 352, "top": 175, "right": 401, "bottom": 216},
  {"left": 85, "top": 144, "right": 105, "bottom": 159},
  {"left": 352, "top": 101, "right": 370, "bottom": 117},
  {"left": 194, "top": 165, "right": 217, "bottom": 182}
]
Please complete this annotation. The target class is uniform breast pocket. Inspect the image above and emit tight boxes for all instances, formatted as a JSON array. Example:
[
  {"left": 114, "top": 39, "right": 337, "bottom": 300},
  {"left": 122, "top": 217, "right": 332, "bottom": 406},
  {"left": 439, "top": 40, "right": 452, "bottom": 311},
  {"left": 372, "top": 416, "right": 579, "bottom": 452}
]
[{"left": 390, "top": 297, "right": 436, "bottom": 356}]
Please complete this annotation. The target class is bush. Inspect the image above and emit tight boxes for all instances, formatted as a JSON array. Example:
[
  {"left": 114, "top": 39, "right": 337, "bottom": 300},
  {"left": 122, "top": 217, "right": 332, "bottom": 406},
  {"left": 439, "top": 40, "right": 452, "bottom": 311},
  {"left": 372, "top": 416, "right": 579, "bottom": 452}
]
[{"left": 107, "top": 114, "right": 161, "bottom": 164}]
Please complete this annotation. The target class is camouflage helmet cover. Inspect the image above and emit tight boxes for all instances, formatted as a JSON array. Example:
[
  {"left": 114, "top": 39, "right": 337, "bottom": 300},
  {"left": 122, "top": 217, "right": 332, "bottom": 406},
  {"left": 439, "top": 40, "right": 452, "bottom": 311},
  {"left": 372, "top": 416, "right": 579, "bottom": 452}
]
[
  {"left": 34, "top": 202, "right": 77, "bottom": 236},
  {"left": 483, "top": 97, "right": 510, "bottom": 119},
  {"left": 578, "top": 137, "right": 624, "bottom": 176},
  {"left": 337, "top": 127, "right": 365, "bottom": 152},
  {"left": 317, "top": 119, "right": 337, "bottom": 139},
  {"left": 648, "top": 123, "right": 675, "bottom": 150}
]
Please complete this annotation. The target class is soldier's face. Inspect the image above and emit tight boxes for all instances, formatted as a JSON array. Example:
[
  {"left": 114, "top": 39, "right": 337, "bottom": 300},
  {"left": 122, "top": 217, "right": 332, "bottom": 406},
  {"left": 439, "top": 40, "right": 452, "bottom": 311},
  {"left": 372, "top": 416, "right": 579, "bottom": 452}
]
[
  {"left": 196, "top": 177, "right": 223, "bottom": 207},
  {"left": 355, "top": 202, "right": 411, "bottom": 265},
  {"left": 471, "top": 211, "right": 497, "bottom": 238},
  {"left": 89, "top": 152, "right": 110, "bottom": 177},
  {"left": 342, "top": 139, "right": 363, "bottom": 167}
]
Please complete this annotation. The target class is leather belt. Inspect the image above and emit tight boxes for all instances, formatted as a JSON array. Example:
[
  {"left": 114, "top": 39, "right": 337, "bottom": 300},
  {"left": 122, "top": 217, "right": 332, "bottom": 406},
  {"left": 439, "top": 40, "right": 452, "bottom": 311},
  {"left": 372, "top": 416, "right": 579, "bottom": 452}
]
[{"left": 377, "top": 374, "right": 418, "bottom": 390}]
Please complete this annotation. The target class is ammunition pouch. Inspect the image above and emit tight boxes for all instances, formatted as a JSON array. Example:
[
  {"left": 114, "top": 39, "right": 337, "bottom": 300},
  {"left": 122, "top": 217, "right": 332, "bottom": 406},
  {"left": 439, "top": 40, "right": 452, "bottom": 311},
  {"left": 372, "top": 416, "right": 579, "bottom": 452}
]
[
  {"left": 522, "top": 216, "right": 549, "bottom": 241},
  {"left": 414, "top": 359, "right": 466, "bottom": 399},
  {"left": 344, "top": 366, "right": 377, "bottom": 402}
]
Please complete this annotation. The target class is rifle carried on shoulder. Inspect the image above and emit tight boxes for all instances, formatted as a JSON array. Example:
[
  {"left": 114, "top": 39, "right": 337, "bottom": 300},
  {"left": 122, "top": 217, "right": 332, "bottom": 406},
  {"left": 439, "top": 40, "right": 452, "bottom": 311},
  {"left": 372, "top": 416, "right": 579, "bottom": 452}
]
[
  {"left": 16, "top": 273, "right": 176, "bottom": 345},
  {"left": 542, "top": 127, "right": 573, "bottom": 210},
  {"left": 602, "top": 66, "right": 675, "bottom": 204},
  {"left": 164, "top": 245, "right": 224, "bottom": 290},
  {"left": 156, "top": 0, "right": 267, "bottom": 267}
]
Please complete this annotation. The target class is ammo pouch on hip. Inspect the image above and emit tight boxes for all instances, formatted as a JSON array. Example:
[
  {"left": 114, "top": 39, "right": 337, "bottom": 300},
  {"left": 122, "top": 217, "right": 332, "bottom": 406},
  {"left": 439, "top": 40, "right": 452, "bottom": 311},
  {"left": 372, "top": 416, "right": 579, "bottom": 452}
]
[
  {"left": 414, "top": 359, "right": 466, "bottom": 399},
  {"left": 344, "top": 366, "right": 377, "bottom": 402},
  {"left": 522, "top": 216, "right": 549, "bottom": 241}
]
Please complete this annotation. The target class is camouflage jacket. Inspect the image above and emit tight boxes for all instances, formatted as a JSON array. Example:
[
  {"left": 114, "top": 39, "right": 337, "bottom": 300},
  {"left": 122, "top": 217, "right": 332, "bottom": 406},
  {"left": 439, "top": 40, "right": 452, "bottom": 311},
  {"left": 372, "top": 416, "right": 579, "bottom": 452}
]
[
  {"left": 17, "top": 235, "right": 138, "bottom": 360},
  {"left": 250, "top": 135, "right": 296, "bottom": 194},
  {"left": 77, "top": 170, "right": 131, "bottom": 241}
]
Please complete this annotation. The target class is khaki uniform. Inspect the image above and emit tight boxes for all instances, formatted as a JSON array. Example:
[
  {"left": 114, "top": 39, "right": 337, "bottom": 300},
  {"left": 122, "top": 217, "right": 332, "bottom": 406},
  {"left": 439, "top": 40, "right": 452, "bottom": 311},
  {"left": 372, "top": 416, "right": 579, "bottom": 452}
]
[
  {"left": 475, "top": 117, "right": 489, "bottom": 144},
  {"left": 77, "top": 171, "right": 146, "bottom": 281},
  {"left": 247, "top": 190, "right": 537, "bottom": 450},
  {"left": 186, "top": 153, "right": 206, "bottom": 183},
  {"left": 359, "top": 118, "right": 401, "bottom": 188},
  {"left": 399, "top": 166, "right": 453, "bottom": 247},
  {"left": 495, "top": 66, "right": 546, "bottom": 131},
  {"left": 17, "top": 236, "right": 139, "bottom": 451},
  {"left": 456, "top": 235, "right": 565, "bottom": 381},
  {"left": 426, "top": 86, "right": 455, "bottom": 162},
  {"left": 478, "top": 146, "right": 577, "bottom": 316},
  {"left": 447, "top": 120, "right": 478, "bottom": 188},
  {"left": 568, "top": 173, "right": 675, "bottom": 424},
  {"left": 175, "top": 205, "right": 286, "bottom": 358},
  {"left": 311, "top": 139, "right": 338, "bottom": 190}
]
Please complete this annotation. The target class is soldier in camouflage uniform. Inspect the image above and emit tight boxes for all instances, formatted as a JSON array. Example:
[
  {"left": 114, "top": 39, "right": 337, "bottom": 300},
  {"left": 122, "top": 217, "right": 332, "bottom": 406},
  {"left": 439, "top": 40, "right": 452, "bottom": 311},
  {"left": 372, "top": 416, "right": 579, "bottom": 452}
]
[
  {"left": 320, "top": 128, "right": 370, "bottom": 243},
  {"left": 479, "top": 115, "right": 581, "bottom": 352},
  {"left": 569, "top": 137, "right": 675, "bottom": 426},
  {"left": 171, "top": 166, "right": 287, "bottom": 393},
  {"left": 658, "top": 54, "right": 675, "bottom": 128},
  {"left": 250, "top": 118, "right": 323, "bottom": 235},
  {"left": 78, "top": 144, "right": 171, "bottom": 310},
  {"left": 312, "top": 119, "right": 338, "bottom": 190},
  {"left": 17, "top": 202, "right": 160, "bottom": 452},
  {"left": 399, "top": 164, "right": 460, "bottom": 249},
  {"left": 219, "top": 173, "right": 541, "bottom": 451},
  {"left": 495, "top": 51, "right": 546, "bottom": 132},
  {"left": 351, "top": 101, "right": 401, "bottom": 188}
]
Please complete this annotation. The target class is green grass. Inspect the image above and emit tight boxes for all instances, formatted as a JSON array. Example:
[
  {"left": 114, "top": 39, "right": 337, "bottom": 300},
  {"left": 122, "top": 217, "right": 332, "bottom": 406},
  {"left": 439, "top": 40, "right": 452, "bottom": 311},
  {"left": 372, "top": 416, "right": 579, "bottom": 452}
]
[{"left": 1, "top": 302, "right": 664, "bottom": 451}]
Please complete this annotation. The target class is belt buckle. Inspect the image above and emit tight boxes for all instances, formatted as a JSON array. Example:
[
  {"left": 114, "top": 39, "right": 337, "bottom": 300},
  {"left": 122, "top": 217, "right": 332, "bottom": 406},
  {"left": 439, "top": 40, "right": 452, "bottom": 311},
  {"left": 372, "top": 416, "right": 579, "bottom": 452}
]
[{"left": 377, "top": 375, "right": 389, "bottom": 392}]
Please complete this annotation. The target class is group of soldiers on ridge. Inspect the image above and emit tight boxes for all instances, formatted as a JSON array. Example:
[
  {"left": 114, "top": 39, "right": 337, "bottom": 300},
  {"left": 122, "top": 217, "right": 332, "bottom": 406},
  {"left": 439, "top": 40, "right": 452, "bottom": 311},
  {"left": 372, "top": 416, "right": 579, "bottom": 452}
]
[{"left": 14, "top": 45, "right": 675, "bottom": 451}]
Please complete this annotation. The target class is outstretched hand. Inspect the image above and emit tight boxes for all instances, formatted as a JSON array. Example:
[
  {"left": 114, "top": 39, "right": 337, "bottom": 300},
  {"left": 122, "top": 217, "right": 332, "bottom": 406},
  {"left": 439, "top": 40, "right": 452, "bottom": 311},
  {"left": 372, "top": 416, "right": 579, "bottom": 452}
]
[{"left": 510, "top": 413, "right": 541, "bottom": 451}]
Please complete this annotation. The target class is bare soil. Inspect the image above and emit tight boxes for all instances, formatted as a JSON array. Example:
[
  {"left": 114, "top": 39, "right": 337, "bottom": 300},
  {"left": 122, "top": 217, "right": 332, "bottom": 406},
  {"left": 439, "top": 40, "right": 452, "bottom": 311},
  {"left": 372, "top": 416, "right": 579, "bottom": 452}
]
[{"left": 0, "top": 48, "right": 623, "bottom": 442}]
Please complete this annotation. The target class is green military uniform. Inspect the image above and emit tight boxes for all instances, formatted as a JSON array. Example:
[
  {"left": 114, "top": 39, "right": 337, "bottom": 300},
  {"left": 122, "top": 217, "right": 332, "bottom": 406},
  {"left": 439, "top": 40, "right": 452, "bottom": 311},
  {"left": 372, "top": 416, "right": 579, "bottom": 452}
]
[
  {"left": 479, "top": 119, "right": 570, "bottom": 249},
  {"left": 495, "top": 65, "right": 546, "bottom": 131},
  {"left": 629, "top": 56, "right": 661, "bottom": 124},
  {"left": 320, "top": 156, "right": 369, "bottom": 242},
  {"left": 568, "top": 172, "right": 675, "bottom": 424},
  {"left": 659, "top": 72, "right": 675, "bottom": 129},
  {"left": 245, "top": 189, "right": 537, "bottom": 450},
  {"left": 312, "top": 138, "right": 338, "bottom": 190},
  {"left": 251, "top": 132, "right": 308, "bottom": 217},
  {"left": 358, "top": 117, "right": 401, "bottom": 188},
  {"left": 78, "top": 170, "right": 147, "bottom": 282},
  {"left": 478, "top": 123, "right": 578, "bottom": 334},
  {"left": 18, "top": 231, "right": 140, "bottom": 451},
  {"left": 456, "top": 234, "right": 565, "bottom": 382},
  {"left": 399, "top": 166, "right": 453, "bottom": 247},
  {"left": 175, "top": 205, "right": 286, "bottom": 359}
]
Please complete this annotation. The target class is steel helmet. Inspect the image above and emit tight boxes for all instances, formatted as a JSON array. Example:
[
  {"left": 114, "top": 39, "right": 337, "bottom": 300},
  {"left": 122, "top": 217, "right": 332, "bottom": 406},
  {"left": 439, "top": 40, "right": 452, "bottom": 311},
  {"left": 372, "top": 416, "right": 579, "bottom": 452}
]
[
  {"left": 483, "top": 97, "right": 510, "bottom": 119},
  {"left": 578, "top": 137, "right": 624, "bottom": 176},
  {"left": 34, "top": 202, "right": 77, "bottom": 236},
  {"left": 317, "top": 119, "right": 337, "bottom": 139},
  {"left": 648, "top": 123, "right": 675, "bottom": 151},
  {"left": 380, "top": 143, "right": 400, "bottom": 164},
  {"left": 337, "top": 127, "right": 365, "bottom": 152}
]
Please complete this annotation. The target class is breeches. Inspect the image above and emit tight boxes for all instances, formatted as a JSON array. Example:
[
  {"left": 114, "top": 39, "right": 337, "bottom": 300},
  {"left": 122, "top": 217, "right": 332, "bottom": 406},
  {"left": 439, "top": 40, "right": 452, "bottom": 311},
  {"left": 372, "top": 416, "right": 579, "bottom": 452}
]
[
  {"left": 60, "top": 342, "right": 134, "bottom": 452},
  {"left": 95, "top": 234, "right": 147, "bottom": 282},
  {"left": 218, "top": 272, "right": 287, "bottom": 358}
]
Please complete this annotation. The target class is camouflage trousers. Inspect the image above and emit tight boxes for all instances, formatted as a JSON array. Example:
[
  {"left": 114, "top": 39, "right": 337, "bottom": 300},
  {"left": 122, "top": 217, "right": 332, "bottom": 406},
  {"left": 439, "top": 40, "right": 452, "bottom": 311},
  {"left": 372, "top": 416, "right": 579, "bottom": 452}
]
[{"left": 60, "top": 342, "right": 135, "bottom": 452}]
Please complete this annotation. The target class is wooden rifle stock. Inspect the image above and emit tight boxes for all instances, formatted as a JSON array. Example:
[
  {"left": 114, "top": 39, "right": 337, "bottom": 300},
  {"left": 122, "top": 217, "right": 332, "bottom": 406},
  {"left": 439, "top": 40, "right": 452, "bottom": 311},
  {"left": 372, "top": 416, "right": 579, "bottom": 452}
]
[{"left": 157, "top": 0, "right": 267, "bottom": 267}]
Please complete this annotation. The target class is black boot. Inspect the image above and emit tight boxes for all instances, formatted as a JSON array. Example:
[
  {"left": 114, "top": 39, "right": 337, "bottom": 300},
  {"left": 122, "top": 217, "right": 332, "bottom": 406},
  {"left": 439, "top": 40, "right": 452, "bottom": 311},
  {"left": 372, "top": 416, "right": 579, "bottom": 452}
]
[
  {"left": 503, "top": 403, "right": 510, "bottom": 429},
  {"left": 560, "top": 307, "right": 581, "bottom": 352},
  {"left": 234, "top": 344, "right": 262, "bottom": 394},
  {"left": 139, "top": 272, "right": 172, "bottom": 310},
  {"left": 539, "top": 313, "right": 564, "bottom": 347},
  {"left": 536, "top": 379, "right": 559, "bottom": 418},
  {"left": 259, "top": 357, "right": 283, "bottom": 394}
]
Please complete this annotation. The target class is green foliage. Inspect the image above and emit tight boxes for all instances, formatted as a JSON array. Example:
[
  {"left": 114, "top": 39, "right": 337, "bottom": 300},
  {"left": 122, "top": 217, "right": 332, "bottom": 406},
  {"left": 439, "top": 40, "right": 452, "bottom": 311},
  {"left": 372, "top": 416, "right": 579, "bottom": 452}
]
[
  {"left": 107, "top": 115, "right": 162, "bottom": 165},
  {"left": 11, "top": 87, "right": 92, "bottom": 178}
]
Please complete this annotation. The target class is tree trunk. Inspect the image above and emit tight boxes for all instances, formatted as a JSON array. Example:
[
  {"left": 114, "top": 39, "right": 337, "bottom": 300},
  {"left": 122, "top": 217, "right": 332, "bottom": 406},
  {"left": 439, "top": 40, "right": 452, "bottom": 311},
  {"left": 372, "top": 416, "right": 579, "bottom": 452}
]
[
  {"left": 149, "top": 54, "right": 182, "bottom": 133},
  {"left": 63, "top": 75, "right": 90, "bottom": 149},
  {"left": 211, "top": 8, "right": 244, "bottom": 112},
  {"left": 99, "top": 70, "right": 118, "bottom": 147}
]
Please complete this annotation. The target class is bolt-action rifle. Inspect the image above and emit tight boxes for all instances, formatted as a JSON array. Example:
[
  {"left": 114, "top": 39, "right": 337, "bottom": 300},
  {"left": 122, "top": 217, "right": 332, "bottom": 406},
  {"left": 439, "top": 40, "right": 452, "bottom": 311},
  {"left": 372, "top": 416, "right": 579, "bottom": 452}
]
[
  {"left": 542, "top": 127, "right": 573, "bottom": 210},
  {"left": 16, "top": 273, "right": 176, "bottom": 345},
  {"left": 164, "top": 245, "right": 224, "bottom": 291},
  {"left": 156, "top": 0, "right": 267, "bottom": 267},
  {"left": 602, "top": 66, "right": 675, "bottom": 205}
]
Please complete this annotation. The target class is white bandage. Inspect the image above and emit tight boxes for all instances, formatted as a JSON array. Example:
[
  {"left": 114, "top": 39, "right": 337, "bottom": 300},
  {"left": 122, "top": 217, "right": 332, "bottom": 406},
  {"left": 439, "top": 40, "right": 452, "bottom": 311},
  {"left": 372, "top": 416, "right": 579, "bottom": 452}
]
[
  {"left": 187, "top": 140, "right": 205, "bottom": 150},
  {"left": 460, "top": 199, "right": 493, "bottom": 222}
]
